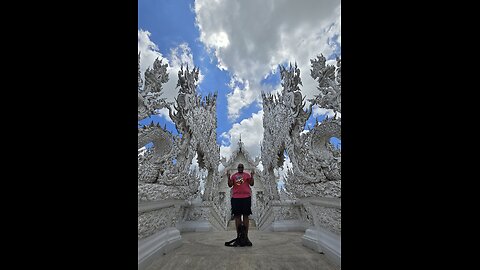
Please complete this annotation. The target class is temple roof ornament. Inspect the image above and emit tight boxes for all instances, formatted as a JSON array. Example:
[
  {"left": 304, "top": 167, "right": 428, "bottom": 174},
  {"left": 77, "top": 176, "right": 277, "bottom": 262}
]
[{"left": 221, "top": 135, "right": 259, "bottom": 173}]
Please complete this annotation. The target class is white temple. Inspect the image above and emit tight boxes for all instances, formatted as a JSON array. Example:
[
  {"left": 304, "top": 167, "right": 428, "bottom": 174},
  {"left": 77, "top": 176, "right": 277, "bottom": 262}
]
[{"left": 138, "top": 53, "right": 341, "bottom": 269}]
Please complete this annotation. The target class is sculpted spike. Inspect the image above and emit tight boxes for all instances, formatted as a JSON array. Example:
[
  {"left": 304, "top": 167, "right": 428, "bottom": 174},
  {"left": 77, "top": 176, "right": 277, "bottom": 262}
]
[
  {"left": 309, "top": 54, "right": 341, "bottom": 113},
  {"left": 138, "top": 54, "right": 169, "bottom": 121}
]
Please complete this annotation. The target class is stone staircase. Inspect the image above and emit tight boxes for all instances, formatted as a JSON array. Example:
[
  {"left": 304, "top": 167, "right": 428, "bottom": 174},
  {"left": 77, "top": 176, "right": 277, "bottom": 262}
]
[{"left": 227, "top": 218, "right": 256, "bottom": 230}]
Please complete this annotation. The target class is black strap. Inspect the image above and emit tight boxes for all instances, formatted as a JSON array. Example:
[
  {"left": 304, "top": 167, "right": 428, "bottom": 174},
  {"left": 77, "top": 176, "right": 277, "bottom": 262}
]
[{"left": 224, "top": 238, "right": 238, "bottom": 247}]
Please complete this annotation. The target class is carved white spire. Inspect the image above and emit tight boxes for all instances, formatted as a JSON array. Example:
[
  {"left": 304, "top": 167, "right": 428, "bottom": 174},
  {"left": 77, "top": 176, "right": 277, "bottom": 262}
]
[
  {"left": 309, "top": 54, "right": 341, "bottom": 113},
  {"left": 138, "top": 53, "right": 170, "bottom": 121},
  {"left": 166, "top": 64, "right": 220, "bottom": 201}
]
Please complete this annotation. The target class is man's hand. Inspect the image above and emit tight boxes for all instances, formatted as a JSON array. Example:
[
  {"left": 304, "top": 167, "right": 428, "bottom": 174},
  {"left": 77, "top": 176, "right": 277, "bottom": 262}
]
[{"left": 227, "top": 172, "right": 233, "bottom": 187}]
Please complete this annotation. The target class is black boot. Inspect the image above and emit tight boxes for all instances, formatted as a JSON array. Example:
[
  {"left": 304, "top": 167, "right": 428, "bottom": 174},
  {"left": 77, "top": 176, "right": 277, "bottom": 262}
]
[{"left": 245, "top": 232, "right": 252, "bottom": 246}]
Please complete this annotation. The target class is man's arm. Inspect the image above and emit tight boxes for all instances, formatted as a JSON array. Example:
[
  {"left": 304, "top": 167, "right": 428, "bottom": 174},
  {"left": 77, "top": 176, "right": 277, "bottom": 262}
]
[
  {"left": 250, "top": 171, "right": 254, "bottom": 186},
  {"left": 227, "top": 172, "right": 233, "bottom": 187}
]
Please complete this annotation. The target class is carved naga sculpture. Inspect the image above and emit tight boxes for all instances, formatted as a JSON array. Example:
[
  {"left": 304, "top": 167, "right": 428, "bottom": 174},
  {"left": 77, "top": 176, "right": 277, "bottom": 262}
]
[
  {"left": 261, "top": 55, "right": 341, "bottom": 200},
  {"left": 138, "top": 55, "right": 200, "bottom": 201},
  {"left": 283, "top": 55, "right": 341, "bottom": 198}
]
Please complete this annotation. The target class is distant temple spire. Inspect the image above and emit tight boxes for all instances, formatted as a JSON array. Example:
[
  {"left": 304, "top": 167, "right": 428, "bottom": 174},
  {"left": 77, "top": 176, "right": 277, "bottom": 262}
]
[{"left": 238, "top": 134, "right": 242, "bottom": 151}]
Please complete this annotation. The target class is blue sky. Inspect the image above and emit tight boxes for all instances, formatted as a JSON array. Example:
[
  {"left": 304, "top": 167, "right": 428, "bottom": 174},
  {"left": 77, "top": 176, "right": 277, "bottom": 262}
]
[{"left": 138, "top": 0, "right": 341, "bottom": 170}]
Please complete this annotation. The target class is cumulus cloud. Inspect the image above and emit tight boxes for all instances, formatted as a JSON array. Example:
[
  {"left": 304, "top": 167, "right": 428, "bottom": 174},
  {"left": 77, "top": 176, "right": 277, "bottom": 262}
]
[
  {"left": 138, "top": 29, "right": 167, "bottom": 75},
  {"left": 220, "top": 131, "right": 230, "bottom": 146},
  {"left": 155, "top": 108, "right": 174, "bottom": 123},
  {"left": 226, "top": 79, "right": 258, "bottom": 120},
  {"left": 220, "top": 110, "right": 264, "bottom": 160},
  {"left": 194, "top": 0, "right": 341, "bottom": 120},
  {"left": 312, "top": 105, "right": 341, "bottom": 119},
  {"left": 220, "top": 145, "right": 234, "bottom": 162},
  {"left": 312, "top": 105, "right": 335, "bottom": 119}
]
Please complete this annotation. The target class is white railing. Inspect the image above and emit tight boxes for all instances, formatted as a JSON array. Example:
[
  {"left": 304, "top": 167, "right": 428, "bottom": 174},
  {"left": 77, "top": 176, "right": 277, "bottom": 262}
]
[
  {"left": 255, "top": 197, "right": 341, "bottom": 232},
  {"left": 138, "top": 199, "right": 189, "bottom": 270},
  {"left": 254, "top": 196, "right": 341, "bottom": 266},
  {"left": 300, "top": 197, "right": 341, "bottom": 209},
  {"left": 138, "top": 199, "right": 190, "bottom": 240},
  {"left": 138, "top": 199, "right": 190, "bottom": 213}
]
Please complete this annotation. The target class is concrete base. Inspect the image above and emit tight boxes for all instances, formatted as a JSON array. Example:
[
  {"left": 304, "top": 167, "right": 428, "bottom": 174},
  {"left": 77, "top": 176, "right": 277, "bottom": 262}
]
[
  {"left": 271, "top": 220, "right": 306, "bottom": 232},
  {"left": 145, "top": 231, "right": 338, "bottom": 270},
  {"left": 302, "top": 227, "right": 341, "bottom": 267},
  {"left": 138, "top": 227, "right": 182, "bottom": 270},
  {"left": 177, "top": 221, "right": 212, "bottom": 232}
]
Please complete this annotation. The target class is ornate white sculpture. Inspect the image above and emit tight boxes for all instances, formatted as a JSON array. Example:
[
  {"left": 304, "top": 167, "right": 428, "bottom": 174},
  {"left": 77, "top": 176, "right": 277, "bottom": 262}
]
[
  {"left": 138, "top": 56, "right": 201, "bottom": 201},
  {"left": 309, "top": 55, "right": 341, "bottom": 113},
  {"left": 168, "top": 64, "right": 220, "bottom": 202},
  {"left": 138, "top": 51, "right": 341, "bottom": 243},
  {"left": 261, "top": 62, "right": 313, "bottom": 201},
  {"left": 259, "top": 56, "right": 341, "bottom": 236},
  {"left": 137, "top": 51, "right": 342, "bottom": 268},
  {"left": 264, "top": 56, "right": 343, "bottom": 199},
  {"left": 138, "top": 56, "right": 223, "bottom": 243},
  {"left": 138, "top": 53, "right": 170, "bottom": 121}
]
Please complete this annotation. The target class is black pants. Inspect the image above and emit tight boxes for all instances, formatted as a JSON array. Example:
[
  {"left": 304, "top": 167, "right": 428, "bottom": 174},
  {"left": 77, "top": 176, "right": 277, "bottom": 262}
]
[{"left": 231, "top": 197, "right": 252, "bottom": 216}]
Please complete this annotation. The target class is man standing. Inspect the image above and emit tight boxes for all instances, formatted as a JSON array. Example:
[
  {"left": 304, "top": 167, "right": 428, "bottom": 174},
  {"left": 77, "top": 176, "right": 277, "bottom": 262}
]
[{"left": 227, "top": 163, "right": 254, "bottom": 246}]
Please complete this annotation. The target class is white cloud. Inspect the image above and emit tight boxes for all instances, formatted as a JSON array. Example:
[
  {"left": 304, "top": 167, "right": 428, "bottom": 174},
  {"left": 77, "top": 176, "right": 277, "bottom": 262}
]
[
  {"left": 226, "top": 79, "right": 258, "bottom": 120},
  {"left": 312, "top": 105, "right": 335, "bottom": 119},
  {"left": 155, "top": 108, "right": 173, "bottom": 123},
  {"left": 207, "top": 31, "right": 230, "bottom": 49},
  {"left": 195, "top": 0, "right": 341, "bottom": 119},
  {"left": 220, "top": 145, "right": 234, "bottom": 161},
  {"left": 220, "top": 110, "right": 264, "bottom": 160},
  {"left": 138, "top": 29, "right": 168, "bottom": 76},
  {"left": 220, "top": 131, "right": 230, "bottom": 146},
  {"left": 312, "top": 105, "right": 341, "bottom": 119},
  {"left": 138, "top": 30, "right": 204, "bottom": 104}
]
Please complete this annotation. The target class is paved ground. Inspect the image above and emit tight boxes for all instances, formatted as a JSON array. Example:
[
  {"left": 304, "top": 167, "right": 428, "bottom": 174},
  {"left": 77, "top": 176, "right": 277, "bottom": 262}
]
[{"left": 145, "top": 230, "right": 339, "bottom": 270}]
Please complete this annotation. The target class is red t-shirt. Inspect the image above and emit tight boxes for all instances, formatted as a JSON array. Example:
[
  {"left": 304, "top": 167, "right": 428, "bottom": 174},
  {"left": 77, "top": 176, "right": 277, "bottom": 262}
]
[{"left": 230, "top": 172, "right": 252, "bottom": 198}]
